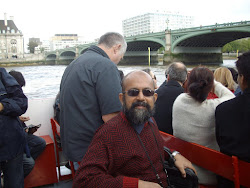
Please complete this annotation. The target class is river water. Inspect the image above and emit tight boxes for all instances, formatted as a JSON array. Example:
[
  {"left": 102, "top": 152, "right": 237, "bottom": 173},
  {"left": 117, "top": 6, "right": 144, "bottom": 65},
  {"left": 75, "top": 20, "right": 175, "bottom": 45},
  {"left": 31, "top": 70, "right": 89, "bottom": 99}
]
[{"left": 4, "top": 59, "right": 236, "bottom": 99}]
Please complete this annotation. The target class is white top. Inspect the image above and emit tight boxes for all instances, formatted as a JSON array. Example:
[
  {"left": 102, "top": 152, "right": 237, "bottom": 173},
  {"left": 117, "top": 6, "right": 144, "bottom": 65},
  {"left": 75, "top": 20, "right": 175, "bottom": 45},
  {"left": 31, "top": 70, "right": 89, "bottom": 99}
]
[{"left": 172, "top": 81, "right": 235, "bottom": 185}]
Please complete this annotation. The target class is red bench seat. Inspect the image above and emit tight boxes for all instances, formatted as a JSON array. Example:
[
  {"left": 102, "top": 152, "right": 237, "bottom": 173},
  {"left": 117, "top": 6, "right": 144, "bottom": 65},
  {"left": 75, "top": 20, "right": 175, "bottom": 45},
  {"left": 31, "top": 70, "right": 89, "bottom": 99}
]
[
  {"left": 160, "top": 131, "right": 250, "bottom": 188},
  {"left": 24, "top": 135, "right": 58, "bottom": 188}
]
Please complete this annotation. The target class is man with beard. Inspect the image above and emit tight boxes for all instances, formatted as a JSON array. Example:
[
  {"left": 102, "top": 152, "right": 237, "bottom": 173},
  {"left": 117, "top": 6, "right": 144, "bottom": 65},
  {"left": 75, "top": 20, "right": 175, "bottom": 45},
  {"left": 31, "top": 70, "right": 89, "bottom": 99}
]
[{"left": 73, "top": 70, "right": 195, "bottom": 188}]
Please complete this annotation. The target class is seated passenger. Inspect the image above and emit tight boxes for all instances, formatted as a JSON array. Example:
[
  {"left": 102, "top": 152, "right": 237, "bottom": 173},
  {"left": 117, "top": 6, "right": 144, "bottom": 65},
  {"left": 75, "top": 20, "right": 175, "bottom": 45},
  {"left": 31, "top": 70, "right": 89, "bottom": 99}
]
[
  {"left": 53, "top": 91, "right": 60, "bottom": 124},
  {"left": 0, "top": 68, "right": 27, "bottom": 188},
  {"left": 73, "top": 70, "right": 196, "bottom": 188},
  {"left": 228, "top": 67, "right": 242, "bottom": 96},
  {"left": 154, "top": 62, "right": 187, "bottom": 134},
  {"left": 142, "top": 68, "right": 158, "bottom": 89},
  {"left": 216, "top": 51, "right": 250, "bottom": 188},
  {"left": 9, "top": 70, "right": 46, "bottom": 178},
  {"left": 172, "top": 66, "right": 235, "bottom": 185},
  {"left": 208, "top": 67, "right": 237, "bottom": 99}
]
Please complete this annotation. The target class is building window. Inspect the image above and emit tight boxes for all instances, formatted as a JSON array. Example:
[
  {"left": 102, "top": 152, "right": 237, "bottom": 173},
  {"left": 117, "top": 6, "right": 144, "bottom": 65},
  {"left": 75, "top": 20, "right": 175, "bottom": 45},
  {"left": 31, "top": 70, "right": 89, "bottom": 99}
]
[
  {"left": 11, "top": 46, "right": 17, "bottom": 53},
  {"left": 10, "top": 39, "right": 17, "bottom": 53},
  {"left": 11, "top": 39, "right": 17, "bottom": 45}
]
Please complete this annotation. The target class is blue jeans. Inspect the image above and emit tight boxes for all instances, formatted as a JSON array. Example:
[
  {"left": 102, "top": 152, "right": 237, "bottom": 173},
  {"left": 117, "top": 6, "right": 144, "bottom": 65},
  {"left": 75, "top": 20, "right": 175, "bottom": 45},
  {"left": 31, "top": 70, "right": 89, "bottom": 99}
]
[
  {"left": 23, "top": 134, "right": 46, "bottom": 177},
  {"left": 0, "top": 152, "right": 24, "bottom": 188}
]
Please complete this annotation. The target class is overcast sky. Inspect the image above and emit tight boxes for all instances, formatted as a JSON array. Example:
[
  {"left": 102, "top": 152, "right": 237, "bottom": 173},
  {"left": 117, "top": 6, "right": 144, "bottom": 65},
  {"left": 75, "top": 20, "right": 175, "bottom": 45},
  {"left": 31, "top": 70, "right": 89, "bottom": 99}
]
[{"left": 1, "top": 0, "right": 250, "bottom": 44}]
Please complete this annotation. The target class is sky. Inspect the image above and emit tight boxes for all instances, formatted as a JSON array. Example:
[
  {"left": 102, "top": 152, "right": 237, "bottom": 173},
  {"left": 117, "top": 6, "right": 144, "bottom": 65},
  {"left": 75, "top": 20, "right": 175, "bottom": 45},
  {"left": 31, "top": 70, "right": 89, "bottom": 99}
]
[{"left": 1, "top": 0, "right": 250, "bottom": 46}]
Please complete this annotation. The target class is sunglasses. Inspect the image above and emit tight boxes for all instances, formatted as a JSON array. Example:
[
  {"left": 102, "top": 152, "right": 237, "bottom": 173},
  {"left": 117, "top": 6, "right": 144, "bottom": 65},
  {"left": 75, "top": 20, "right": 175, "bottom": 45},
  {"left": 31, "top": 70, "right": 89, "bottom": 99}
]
[{"left": 123, "top": 89, "right": 155, "bottom": 97}]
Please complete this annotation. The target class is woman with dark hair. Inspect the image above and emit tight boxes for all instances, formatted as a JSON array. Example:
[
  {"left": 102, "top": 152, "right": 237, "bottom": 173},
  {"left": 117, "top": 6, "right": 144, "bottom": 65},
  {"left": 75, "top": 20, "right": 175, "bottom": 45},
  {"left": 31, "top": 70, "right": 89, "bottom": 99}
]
[{"left": 172, "top": 66, "right": 235, "bottom": 186}]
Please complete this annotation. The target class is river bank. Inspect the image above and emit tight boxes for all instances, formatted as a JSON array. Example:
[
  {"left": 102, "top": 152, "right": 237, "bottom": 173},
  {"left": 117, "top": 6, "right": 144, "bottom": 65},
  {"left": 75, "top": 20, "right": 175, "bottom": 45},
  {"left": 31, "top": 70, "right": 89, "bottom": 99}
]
[{"left": 0, "top": 56, "right": 237, "bottom": 67}]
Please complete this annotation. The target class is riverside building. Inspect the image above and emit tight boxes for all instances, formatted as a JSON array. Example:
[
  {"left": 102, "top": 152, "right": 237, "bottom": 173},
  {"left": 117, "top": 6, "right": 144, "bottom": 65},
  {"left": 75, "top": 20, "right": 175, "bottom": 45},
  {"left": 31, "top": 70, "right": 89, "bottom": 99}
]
[
  {"left": 50, "top": 34, "right": 90, "bottom": 51},
  {"left": 122, "top": 11, "right": 194, "bottom": 36},
  {"left": 0, "top": 13, "right": 24, "bottom": 59}
]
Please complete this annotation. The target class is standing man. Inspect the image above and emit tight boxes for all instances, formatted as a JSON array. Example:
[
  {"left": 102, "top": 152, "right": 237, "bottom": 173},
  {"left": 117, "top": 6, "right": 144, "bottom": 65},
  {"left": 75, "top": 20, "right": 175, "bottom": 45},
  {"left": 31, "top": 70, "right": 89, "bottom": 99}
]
[
  {"left": 0, "top": 68, "right": 27, "bottom": 188},
  {"left": 154, "top": 62, "right": 187, "bottom": 134},
  {"left": 73, "top": 70, "right": 195, "bottom": 188},
  {"left": 60, "top": 32, "right": 127, "bottom": 163},
  {"left": 215, "top": 51, "right": 250, "bottom": 188}
]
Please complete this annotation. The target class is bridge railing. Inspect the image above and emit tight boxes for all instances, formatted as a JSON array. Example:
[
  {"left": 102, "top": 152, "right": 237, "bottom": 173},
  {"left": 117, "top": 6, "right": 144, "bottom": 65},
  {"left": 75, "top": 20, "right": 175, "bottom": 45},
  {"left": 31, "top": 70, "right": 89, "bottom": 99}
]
[{"left": 171, "top": 20, "right": 250, "bottom": 33}]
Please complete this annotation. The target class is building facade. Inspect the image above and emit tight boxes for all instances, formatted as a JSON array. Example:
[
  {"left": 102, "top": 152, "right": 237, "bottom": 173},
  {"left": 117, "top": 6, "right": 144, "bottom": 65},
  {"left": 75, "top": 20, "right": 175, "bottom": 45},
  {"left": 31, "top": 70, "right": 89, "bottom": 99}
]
[
  {"left": 122, "top": 11, "right": 194, "bottom": 36},
  {"left": 50, "top": 34, "right": 89, "bottom": 51},
  {"left": 0, "top": 13, "right": 24, "bottom": 59}
]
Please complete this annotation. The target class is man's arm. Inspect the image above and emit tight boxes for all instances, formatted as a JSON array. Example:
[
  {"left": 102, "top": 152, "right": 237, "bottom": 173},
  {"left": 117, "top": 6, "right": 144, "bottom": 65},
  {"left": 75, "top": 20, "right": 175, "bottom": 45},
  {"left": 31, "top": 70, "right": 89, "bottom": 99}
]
[
  {"left": 138, "top": 180, "right": 162, "bottom": 188},
  {"left": 0, "top": 68, "right": 28, "bottom": 116},
  {"left": 96, "top": 66, "right": 122, "bottom": 122},
  {"left": 102, "top": 112, "right": 119, "bottom": 123}
]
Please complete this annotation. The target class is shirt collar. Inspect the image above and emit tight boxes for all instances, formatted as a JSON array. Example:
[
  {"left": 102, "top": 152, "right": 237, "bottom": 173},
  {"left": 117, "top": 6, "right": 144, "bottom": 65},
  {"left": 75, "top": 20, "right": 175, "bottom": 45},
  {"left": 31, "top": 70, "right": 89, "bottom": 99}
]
[{"left": 132, "top": 117, "right": 154, "bottom": 134}]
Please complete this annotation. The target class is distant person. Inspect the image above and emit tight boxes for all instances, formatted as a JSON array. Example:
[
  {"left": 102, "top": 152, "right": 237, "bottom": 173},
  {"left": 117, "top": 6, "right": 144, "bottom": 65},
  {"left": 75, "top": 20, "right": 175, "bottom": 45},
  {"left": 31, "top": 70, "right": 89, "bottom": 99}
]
[
  {"left": 153, "top": 62, "right": 187, "bottom": 134},
  {"left": 142, "top": 68, "right": 158, "bottom": 89},
  {"left": 73, "top": 70, "right": 195, "bottom": 188},
  {"left": 228, "top": 67, "right": 242, "bottom": 96},
  {"left": 216, "top": 51, "right": 250, "bottom": 188},
  {"left": 214, "top": 67, "right": 237, "bottom": 92},
  {"left": 0, "top": 68, "right": 28, "bottom": 188},
  {"left": 9, "top": 70, "right": 46, "bottom": 178},
  {"left": 208, "top": 67, "right": 237, "bottom": 99},
  {"left": 60, "top": 32, "right": 127, "bottom": 163},
  {"left": 172, "top": 66, "right": 235, "bottom": 185},
  {"left": 53, "top": 91, "right": 60, "bottom": 124}
]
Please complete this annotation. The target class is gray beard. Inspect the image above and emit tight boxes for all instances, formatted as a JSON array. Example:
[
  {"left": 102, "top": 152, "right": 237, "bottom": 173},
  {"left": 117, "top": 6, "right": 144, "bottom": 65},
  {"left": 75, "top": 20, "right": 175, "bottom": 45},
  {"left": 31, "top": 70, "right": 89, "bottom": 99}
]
[{"left": 123, "top": 99, "right": 155, "bottom": 125}]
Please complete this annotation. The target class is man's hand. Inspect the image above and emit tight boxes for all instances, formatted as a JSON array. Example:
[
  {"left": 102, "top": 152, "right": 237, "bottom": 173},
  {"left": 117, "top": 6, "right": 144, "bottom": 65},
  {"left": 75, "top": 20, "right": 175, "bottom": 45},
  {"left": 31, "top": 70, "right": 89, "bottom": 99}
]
[
  {"left": 174, "top": 154, "right": 197, "bottom": 178},
  {"left": 19, "top": 116, "right": 30, "bottom": 122},
  {"left": 138, "top": 180, "right": 162, "bottom": 188},
  {"left": 28, "top": 127, "right": 38, "bottom": 134},
  {"left": 0, "top": 102, "right": 3, "bottom": 112}
]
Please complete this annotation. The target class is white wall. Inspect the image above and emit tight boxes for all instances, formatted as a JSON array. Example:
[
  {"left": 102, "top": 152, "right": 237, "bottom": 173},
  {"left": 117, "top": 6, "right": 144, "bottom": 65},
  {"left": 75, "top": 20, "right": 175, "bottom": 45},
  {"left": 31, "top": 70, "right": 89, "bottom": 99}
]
[{"left": 23, "top": 98, "right": 55, "bottom": 139}]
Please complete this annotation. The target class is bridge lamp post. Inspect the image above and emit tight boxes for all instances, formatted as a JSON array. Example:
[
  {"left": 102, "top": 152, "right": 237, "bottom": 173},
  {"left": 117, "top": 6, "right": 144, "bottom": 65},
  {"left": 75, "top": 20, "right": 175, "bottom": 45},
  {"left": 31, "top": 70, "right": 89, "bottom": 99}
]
[{"left": 166, "top": 18, "right": 169, "bottom": 31}]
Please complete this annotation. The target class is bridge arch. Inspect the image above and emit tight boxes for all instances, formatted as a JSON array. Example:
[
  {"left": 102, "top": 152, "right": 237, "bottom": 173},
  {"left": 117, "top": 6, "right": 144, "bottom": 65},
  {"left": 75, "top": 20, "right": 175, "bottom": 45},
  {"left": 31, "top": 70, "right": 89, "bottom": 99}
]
[
  {"left": 46, "top": 53, "right": 56, "bottom": 60},
  {"left": 60, "top": 51, "right": 76, "bottom": 57},
  {"left": 126, "top": 38, "right": 165, "bottom": 52},
  {"left": 172, "top": 28, "right": 250, "bottom": 53}
]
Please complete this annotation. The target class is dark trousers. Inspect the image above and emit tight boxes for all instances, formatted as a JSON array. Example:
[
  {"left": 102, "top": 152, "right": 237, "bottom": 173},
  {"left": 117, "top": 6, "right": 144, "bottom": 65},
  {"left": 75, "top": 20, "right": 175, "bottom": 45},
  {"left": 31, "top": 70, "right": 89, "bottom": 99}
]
[
  {"left": 0, "top": 152, "right": 24, "bottom": 188},
  {"left": 23, "top": 134, "right": 46, "bottom": 177}
]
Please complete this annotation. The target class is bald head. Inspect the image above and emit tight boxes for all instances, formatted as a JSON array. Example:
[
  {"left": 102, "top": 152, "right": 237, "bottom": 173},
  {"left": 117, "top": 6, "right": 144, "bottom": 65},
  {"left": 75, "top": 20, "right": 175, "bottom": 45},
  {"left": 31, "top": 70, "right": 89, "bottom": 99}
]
[
  {"left": 122, "top": 70, "right": 155, "bottom": 92},
  {"left": 119, "top": 70, "right": 157, "bottom": 125}
]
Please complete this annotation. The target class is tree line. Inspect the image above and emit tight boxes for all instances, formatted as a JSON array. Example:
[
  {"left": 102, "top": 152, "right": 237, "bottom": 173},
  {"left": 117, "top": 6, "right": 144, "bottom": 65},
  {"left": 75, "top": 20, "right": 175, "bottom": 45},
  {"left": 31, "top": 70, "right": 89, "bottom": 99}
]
[{"left": 222, "top": 38, "right": 250, "bottom": 53}]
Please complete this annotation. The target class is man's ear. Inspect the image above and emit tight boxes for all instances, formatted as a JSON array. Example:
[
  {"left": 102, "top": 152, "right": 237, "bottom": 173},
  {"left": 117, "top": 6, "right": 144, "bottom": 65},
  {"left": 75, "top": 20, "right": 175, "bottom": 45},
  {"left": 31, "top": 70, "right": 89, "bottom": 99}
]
[
  {"left": 119, "top": 93, "right": 124, "bottom": 105},
  {"left": 167, "top": 74, "right": 170, "bottom": 81},
  {"left": 154, "top": 93, "right": 158, "bottom": 102},
  {"left": 114, "top": 44, "right": 121, "bottom": 54}
]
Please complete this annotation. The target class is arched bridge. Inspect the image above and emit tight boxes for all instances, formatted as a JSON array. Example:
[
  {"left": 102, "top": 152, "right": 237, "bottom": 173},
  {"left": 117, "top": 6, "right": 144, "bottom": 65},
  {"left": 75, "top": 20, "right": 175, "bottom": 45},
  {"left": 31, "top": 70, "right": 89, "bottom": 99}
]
[{"left": 45, "top": 20, "right": 250, "bottom": 65}]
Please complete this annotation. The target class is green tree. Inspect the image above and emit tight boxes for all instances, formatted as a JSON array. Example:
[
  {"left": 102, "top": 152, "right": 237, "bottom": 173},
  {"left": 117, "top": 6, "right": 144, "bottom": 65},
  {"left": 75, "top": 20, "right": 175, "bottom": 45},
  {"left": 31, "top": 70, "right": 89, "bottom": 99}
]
[
  {"left": 40, "top": 47, "right": 45, "bottom": 53},
  {"left": 27, "top": 41, "right": 38, "bottom": 53},
  {"left": 222, "top": 43, "right": 233, "bottom": 53},
  {"left": 222, "top": 38, "right": 250, "bottom": 53}
]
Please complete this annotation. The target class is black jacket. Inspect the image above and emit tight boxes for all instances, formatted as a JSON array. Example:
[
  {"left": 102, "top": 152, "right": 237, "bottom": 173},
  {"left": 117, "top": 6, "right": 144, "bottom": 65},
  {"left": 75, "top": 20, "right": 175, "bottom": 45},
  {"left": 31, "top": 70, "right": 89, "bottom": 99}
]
[
  {"left": 216, "top": 88, "right": 250, "bottom": 162},
  {"left": 0, "top": 68, "right": 28, "bottom": 161},
  {"left": 154, "top": 80, "right": 184, "bottom": 134}
]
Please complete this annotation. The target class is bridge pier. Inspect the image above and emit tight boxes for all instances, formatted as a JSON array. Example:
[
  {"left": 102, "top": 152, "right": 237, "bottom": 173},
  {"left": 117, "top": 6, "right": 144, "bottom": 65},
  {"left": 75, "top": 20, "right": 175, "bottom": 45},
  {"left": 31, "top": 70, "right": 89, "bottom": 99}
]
[
  {"left": 163, "top": 53, "right": 223, "bottom": 64},
  {"left": 121, "top": 51, "right": 164, "bottom": 65}
]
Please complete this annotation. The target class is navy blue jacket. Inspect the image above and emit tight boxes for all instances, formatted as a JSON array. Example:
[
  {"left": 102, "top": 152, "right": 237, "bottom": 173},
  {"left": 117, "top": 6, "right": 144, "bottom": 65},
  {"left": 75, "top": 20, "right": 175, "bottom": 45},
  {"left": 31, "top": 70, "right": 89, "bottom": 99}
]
[{"left": 0, "top": 67, "right": 28, "bottom": 161}]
